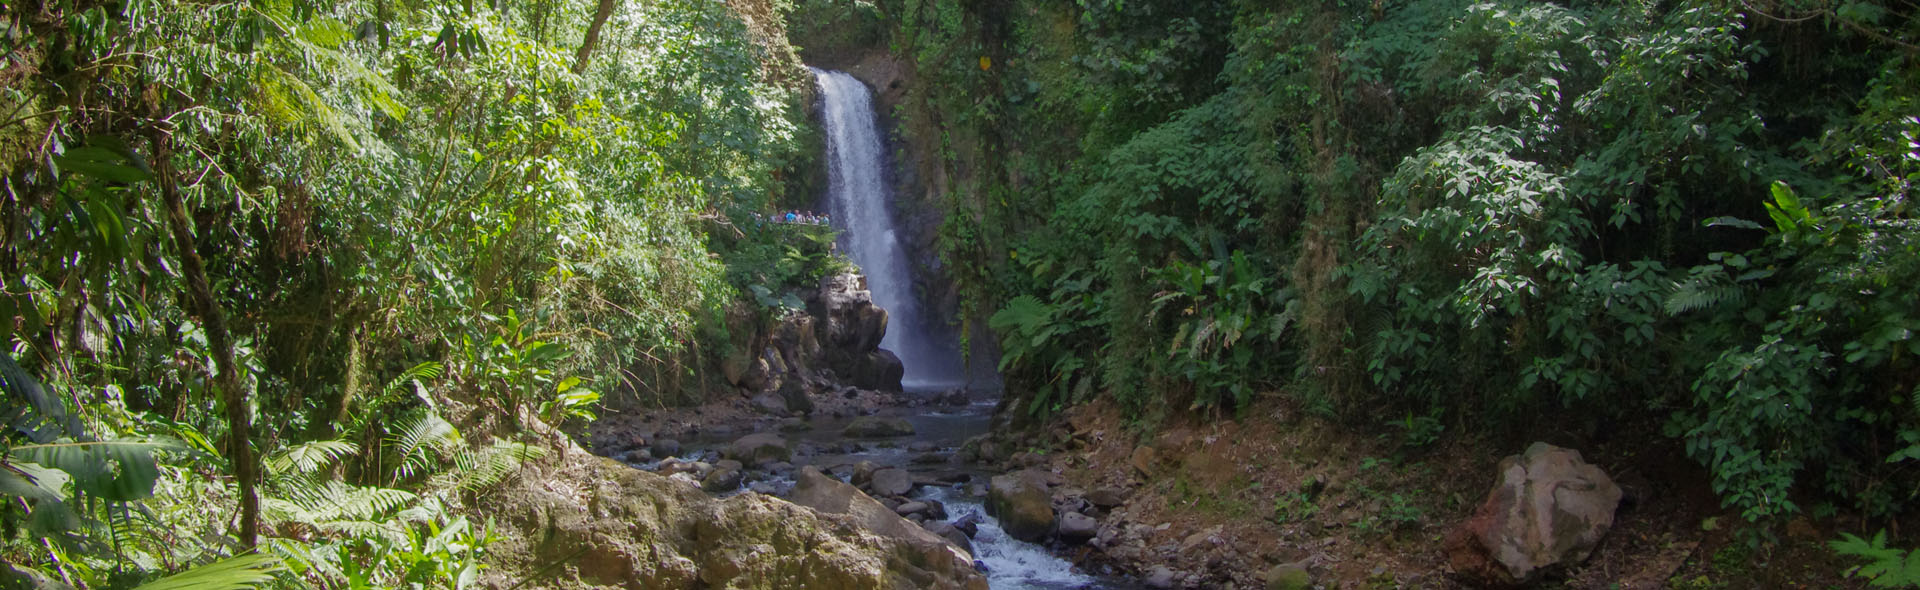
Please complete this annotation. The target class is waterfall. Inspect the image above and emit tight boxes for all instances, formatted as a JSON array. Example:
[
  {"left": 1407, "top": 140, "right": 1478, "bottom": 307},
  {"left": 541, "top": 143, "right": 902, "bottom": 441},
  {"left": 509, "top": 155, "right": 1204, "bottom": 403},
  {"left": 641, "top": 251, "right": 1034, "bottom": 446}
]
[{"left": 812, "top": 68, "right": 960, "bottom": 388}]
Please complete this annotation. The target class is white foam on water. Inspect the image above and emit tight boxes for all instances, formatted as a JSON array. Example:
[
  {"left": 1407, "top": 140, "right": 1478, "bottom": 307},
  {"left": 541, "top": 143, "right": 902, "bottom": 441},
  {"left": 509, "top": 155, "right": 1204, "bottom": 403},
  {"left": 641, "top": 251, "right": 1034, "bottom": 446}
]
[{"left": 921, "top": 486, "right": 1098, "bottom": 589}]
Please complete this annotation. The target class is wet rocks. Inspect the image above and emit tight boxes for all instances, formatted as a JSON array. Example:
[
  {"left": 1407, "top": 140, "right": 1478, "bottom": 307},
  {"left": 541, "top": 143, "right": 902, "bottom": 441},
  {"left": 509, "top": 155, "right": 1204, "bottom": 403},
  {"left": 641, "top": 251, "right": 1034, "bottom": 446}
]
[
  {"left": 1057, "top": 511, "right": 1098, "bottom": 543},
  {"left": 789, "top": 466, "right": 978, "bottom": 566},
  {"left": 869, "top": 467, "right": 914, "bottom": 497},
  {"left": 923, "top": 521, "right": 973, "bottom": 555},
  {"left": 1445, "top": 442, "right": 1623, "bottom": 585},
  {"left": 651, "top": 438, "right": 682, "bottom": 459},
  {"left": 987, "top": 473, "right": 1055, "bottom": 542},
  {"left": 844, "top": 416, "right": 916, "bottom": 438},
  {"left": 722, "top": 433, "right": 791, "bottom": 467}
]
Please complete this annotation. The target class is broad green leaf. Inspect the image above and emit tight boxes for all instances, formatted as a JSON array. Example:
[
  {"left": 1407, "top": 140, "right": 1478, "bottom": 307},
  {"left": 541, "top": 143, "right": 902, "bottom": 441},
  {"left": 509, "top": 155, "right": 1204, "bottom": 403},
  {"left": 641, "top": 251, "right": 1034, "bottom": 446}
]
[
  {"left": 54, "top": 146, "right": 153, "bottom": 184},
  {"left": 13, "top": 438, "right": 185, "bottom": 502},
  {"left": 131, "top": 553, "right": 282, "bottom": 590}
]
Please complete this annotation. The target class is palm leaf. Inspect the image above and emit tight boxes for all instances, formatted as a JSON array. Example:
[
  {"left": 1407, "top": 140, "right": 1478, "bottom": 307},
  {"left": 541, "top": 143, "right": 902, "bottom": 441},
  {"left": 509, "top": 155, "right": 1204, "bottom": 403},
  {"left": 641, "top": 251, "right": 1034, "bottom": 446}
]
[
  {"left": 131, "top": 553, "right": 281, "bottom": 590},
  {"left": 12, "top": 438, "right": 184, "bottom": 503},
  {"left": 0, "top": 354, "right": 83, "bottom": 443}
]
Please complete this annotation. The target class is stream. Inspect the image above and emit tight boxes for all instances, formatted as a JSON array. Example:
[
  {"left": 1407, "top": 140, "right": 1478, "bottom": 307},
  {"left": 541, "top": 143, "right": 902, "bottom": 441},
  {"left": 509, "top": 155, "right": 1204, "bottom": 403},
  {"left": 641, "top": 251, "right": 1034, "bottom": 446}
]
[{"left": 622, "top": 385, "right": 1138, "bottom": 589}]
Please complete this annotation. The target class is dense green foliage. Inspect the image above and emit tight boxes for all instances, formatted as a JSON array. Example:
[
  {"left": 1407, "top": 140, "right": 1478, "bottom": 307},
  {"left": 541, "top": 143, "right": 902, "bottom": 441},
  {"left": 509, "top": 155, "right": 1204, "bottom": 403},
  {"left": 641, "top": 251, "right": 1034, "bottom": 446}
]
[
  {"left": 851, "top": 0, "right": 1920, "bottom": 532},
  {"left": 1, "top": 0, "right": 822, "bottom": 585}
]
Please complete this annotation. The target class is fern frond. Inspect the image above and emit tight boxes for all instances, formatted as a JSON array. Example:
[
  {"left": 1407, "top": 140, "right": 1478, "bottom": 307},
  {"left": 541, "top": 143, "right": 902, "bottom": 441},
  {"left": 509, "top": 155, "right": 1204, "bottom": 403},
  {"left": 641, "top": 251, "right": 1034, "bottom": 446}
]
[
  {"left": 330, "top": 485, "right": 416, "bottom": 521},
  {"left": 387, "top": 411, "right": 460, "bottom": 484},
  {"left": 255, "top": 64, "right": 359, "bottom": 151},
  {"left": 1665, "top": 275, "right": 1744, "bottom": 316},
  {"left": 380, "top": 362, "right": 446, "bottom": 400},
  {"left": 265, "top": 440, "right": 358, "bottom": 476},
  {"left": 313, "top": 518, "right": 406, "bottom": 545},
  {"left": 434, "top": 441, "right": 545, "bottom": 492}
]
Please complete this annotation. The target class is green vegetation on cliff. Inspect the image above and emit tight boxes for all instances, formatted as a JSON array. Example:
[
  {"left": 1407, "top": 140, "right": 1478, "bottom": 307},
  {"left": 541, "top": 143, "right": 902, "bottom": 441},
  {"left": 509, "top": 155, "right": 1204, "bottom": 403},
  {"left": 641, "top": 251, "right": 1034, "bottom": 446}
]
[{"left": 825, "top": 0, "right": 1920, "bottom": 529}]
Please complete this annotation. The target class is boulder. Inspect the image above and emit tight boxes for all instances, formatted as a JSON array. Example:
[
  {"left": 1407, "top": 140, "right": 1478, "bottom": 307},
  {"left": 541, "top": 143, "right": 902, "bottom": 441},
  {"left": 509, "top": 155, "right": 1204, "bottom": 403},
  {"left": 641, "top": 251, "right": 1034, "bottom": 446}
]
[
  {"left": 1265, "top": 563, "right": 1311, "bottom": 590},
  {"left": 789, "top": 466, "right": 979, "bottom": 563},
  {"left": 477, "top": 451, "right": 986, "bottom": 590},
  {"left": 723, "top": 433, "right": 792, "bottom": 467},
  {"left": 777, "top": 379, "right": 814, "bottom": 415},
  {"left": 1444, "top": 442, "right": 1623, "bottom": 585},
  {"left": 870, "top": 468, "right": 914, "bottom": 497},
  {"left": 652, "top": 438, "right": 682, "bottom": 458},
  {"left": 702, "top": 461, "right": 744, "bottom": 493},
  {"left": 988, "top": 473, "right": 1055, "bottom": 542},
  {"left": 751, "top": 393, "right": 789, "bottom": 415},
  {"left": 851, "top": 460, "right": 880, "bottom": 488},
  {"left": 1144, "top": 566, "right": 1177, "bottom": 589},
  {"left": 844, "top": 416, "right": 917, "bottom": 438},
  {"left": 951, "top": 513, "right": 981, "bottom": 538},
  {"left": 895, "top": 502, "right": 929, "bottom": 516},
  {"left": 1129, "top": 446, "right": 1159, "bottom": 479},
  {"left": 924, "top": 521, "right": 974, "bottom": 556},
  {"left": 814, "top": 273, "right": 905, "bottom": 392},
  {"left": 1087, "top": 486, "right": 1128, "bottom": 508},
  {"left": 1057, "top": 512, "right": 1098, "bottom": 542},
  {"left": 849, "top": 349, "right": 905, "bottom": 392}
]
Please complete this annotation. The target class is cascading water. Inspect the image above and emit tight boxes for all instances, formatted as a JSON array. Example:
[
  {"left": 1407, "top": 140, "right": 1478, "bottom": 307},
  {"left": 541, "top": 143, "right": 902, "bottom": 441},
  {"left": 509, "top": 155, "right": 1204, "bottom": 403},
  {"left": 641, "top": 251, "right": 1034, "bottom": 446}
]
[{"left": 812, "top": 68, "right": 961, "bottom": 387}]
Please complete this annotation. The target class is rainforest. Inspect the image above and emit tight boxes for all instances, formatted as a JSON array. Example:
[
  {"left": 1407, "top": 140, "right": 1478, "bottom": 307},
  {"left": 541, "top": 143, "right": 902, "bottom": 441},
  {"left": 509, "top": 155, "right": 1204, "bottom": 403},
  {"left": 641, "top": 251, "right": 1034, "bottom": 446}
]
[{"left": 1, "top": 0, "right": 1916, "bottom": 588}]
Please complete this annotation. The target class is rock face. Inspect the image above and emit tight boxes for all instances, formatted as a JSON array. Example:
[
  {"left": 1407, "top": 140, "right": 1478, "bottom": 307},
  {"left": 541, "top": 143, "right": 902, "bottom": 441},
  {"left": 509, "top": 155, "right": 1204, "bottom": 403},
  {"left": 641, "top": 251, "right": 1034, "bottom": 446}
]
[
  {"left": 479, "top": 452, "right": 987, "bottom": 590},
  {"left": 814, "top": 273, "right": 905, "bottom": 392},
  {"left": 1444, "top": 442, "right": 1624, "bottom": 585},
  {"left": 844, "top": 416, "right": 916, "bottom": 438},
  {"left": 714, "top": 273, "right": 905, "bottom": 400},
  {"left": 987, "top": 473, "right": 1055, "bottom": 543}
]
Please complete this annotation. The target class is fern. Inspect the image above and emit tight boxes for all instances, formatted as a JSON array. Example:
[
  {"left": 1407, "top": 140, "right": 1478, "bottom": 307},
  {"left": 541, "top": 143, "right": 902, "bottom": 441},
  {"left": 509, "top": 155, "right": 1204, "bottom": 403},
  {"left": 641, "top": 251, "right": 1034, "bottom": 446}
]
[
  {"left": 348, "top": 361, "right": 447, "bottom": 436},
  {"left": 266, "top": 440, "right": 358, "bottom": 476},
  {"left": 263, "top": 480, "right": 417, "bottom": 544},
  {"left": 433, "top": 440, "right": 545, "bottom": 492},
  {"left": 387, "top": 411, "right": 461, "bottom": 486},
  {"left": 1665, "top": 269, "right": 1744, "bottom": 316},
  {"left": 1832, "top": 531, "right": 1920, "bottom": 588}
]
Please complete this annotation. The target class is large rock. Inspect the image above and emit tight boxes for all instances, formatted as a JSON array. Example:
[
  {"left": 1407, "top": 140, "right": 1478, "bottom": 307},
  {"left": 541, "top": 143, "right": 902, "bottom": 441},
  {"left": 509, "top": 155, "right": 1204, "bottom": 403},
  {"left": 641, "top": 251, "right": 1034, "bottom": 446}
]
[
  {"left": 724, "top": 433, "right": 792, "bottom": 467},
  {"left": 477, "top": 450, "right": 987, "bottom": 590},
  {"left": 1057, "top": 511, "right": 1098, "bottom": 542},
  {"left": 777, "top": 379, "right": 814, "bottom": 415},
  {"left": 814, "top": 273, "right": 904, "bottom": 392},
  {"left": 1444, "top": 442, "right": 1623, "bottom": 585},
  {"left": 702, "top": 460, "right": 744, "bottom": 493},
  {"left": 844, "top": 416, "right": 916, "bottom": 438},
  {"left": 869, "top": 468, "right": 914, "bottom": 497},
  {"left": 790, "top": 467, "right": 980, "bottom": 567},
  {"left": 923, "top": 521, "right": 974, "bottom": 556},
  {"left": 987, "top": 473, "right": 1055, "bottom": 543},
  {"left": 1265, "top": 563, "right": 1312, "bottom": 590}
]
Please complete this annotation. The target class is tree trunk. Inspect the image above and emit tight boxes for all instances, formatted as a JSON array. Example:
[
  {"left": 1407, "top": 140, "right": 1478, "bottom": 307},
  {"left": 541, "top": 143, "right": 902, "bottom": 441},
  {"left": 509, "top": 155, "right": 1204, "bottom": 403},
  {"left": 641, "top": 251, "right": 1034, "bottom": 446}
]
[
  {"left": 151, "top": 132, "right": 260, "bottom": 549},
  {"left": 573, "top": 0, "right": 620, "bottom": 75}
]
